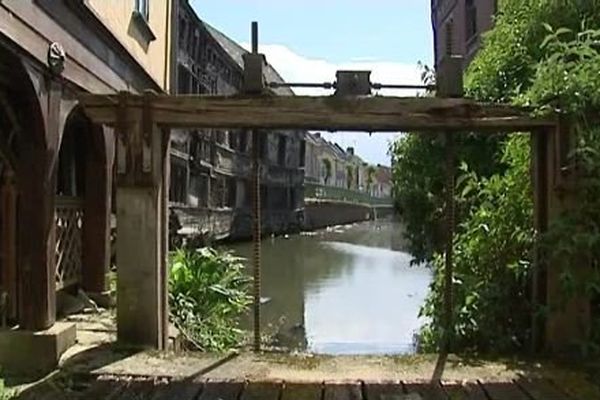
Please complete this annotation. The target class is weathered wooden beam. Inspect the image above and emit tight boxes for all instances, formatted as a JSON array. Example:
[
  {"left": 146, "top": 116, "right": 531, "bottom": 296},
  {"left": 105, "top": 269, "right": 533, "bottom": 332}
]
[{"left": 80, "top": 94, "right": 555, "bottom": 132}]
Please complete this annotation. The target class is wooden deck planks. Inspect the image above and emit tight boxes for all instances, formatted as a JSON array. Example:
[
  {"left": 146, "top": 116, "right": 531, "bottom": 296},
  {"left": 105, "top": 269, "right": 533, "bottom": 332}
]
[
  {"left": 363, "top": 380, "right": 405, "bottom": 400},
  {"left": 460, "top": 382, "right": 490, "bottom": 400},
  {"left": 403, "top": 381, "right": 448, "bottom": 400},
  {"left": 73, "top": 376, "right": 569, "bottom": 399},
  {"left": 116, "top": 379, "right": 156, "bottom": 399},
  {"left": 240, "top": 381, "right": 283, "bottom": 400},
  {"left": 323, "top": 381, "right": 363, "bottom": 400},
  {"left": 80, "top": 379, "right": 128, "bottom": 399},
  {"left": 197, "top": 379, "right": 244, "bottom": 400},
  {"left": 480, "top": 380, "right": 530, "bottom": 400},
  {"left": 515, "top": 378, "right": 571, "bottom": 400},
  {"left": 281, "top": 381, "right": 323, "bottom": 400},
  {"left": 148, "top": 380, "right": 203, "bottom": 400}
]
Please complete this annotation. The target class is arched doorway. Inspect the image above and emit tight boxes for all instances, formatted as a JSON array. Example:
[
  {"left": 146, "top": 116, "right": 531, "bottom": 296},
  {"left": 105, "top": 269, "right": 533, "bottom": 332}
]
[
  {"left": 55, "top": 110, "right": 87, "bottom": 291},
  {"left": 56, "top": 107, "right": 114, "bottom": 301},
  {"left": 0, "top": 81, "right": 20, "bottom": 326},
  {"left": 0, "top": 43, "right": 48, "bottom": 329}
]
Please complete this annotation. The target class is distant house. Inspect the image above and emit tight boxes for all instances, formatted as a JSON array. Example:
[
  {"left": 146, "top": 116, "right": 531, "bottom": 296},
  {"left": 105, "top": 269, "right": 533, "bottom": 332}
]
[
  {"left": 171, "top": 0, "right": 305, "bottom": 239},
  {"left": 372, "top": 165, "right": 392, "bottom": 198}
]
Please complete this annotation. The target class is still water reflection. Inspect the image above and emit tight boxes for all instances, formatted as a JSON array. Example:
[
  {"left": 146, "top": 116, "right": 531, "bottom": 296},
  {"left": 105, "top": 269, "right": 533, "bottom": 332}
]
[{"left": 227, "top": 220, "right": 432, "bottom": 355}]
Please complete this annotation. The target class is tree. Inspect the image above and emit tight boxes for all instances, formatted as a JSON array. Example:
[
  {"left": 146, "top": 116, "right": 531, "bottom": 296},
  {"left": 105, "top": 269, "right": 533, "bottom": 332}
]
[
  {"left": 366, "top": 165, "right": 376, "bottom": 193},
  {"left": 416, "top": 0, "right": 600, "bottom": 353},
  {"left": 346, "top": 165, "right": 354, "bottom": 189},
  {"left": 322, "top": 158, "right": 332, "bottom": 185}
]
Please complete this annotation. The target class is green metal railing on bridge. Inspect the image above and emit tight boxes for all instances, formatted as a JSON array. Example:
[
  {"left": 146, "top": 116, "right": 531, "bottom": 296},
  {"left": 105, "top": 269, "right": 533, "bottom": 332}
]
[{"left": 304, "top": 182, "right": 393, "bottom": 206}]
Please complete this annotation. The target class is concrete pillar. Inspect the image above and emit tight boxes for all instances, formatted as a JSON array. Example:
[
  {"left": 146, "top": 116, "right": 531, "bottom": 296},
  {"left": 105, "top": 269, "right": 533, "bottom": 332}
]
[
  {"left": 114, "top": 93, "right": 168, "bottom": 349},
  {"left": 82, "top": 127, "right": 114, "bottom": 298}
]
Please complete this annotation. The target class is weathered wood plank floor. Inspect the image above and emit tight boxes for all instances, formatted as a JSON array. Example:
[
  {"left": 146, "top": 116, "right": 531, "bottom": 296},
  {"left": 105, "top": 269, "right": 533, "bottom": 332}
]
[{"left": 75, "top": 377, "right": 572, "bottom": 399}]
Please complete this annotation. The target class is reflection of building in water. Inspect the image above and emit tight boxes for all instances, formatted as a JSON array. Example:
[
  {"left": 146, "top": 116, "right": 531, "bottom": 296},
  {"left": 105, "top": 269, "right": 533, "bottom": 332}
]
[
  {"left": 233, "top": 233, "right": 354, "bottom": 350},
  {"left": 390, "top": 222, "right": 408, "bottom": 252}
]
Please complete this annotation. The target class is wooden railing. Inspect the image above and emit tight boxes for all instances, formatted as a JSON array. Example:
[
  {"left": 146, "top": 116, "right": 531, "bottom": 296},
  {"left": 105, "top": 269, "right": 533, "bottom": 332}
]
[{"left": 55, "top": 196, "right": 84, "bottom": 290}]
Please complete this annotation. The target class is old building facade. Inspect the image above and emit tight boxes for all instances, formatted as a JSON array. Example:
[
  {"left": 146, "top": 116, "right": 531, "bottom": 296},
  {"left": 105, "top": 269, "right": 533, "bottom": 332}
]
[
  {"left": 303, "top": 132, "right": 391, "bottom": 201},
  {"left": 431, "top": 0, "right": 496, "bottom": 69},
  {"left": 170, "top": 0, "right": 305, "bottom": 241},
  {"left": 0, "top": 0, "right": 173, "bottom": 373}
]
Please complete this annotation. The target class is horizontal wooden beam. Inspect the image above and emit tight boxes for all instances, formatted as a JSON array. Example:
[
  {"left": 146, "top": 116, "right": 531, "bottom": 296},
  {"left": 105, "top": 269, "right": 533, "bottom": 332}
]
[{"left": 80, "top": 93, "right": 556, "bottom": 132}]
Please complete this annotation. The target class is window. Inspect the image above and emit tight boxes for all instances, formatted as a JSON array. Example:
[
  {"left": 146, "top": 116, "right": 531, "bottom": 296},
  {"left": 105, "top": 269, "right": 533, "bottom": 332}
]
[
  {"left": 465, "top": 0, "right": 477, "bottom": 41},
  {"left": 445, "top": 19, "right": 454, "bottom": 56},
  {"left": 169, "top": 160, "right": 188, "bottom": 205},
  {"left": 299, "top": 139, "right": 306, "bottom": 167},
  {"left": 277, "top": 135, "right": 287, "bottom": 166},
  {"left": 135, "top": 0, "right": 149, "bottom": 21}
]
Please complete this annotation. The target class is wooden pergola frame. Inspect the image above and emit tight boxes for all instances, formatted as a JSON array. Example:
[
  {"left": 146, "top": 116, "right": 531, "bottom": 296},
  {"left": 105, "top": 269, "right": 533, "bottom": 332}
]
[
  {"left": 79, "top": 34, "right": 560, "bottom": 353},
  {"left": 79, "top": 89, "right": 557, "bottom": 352}
]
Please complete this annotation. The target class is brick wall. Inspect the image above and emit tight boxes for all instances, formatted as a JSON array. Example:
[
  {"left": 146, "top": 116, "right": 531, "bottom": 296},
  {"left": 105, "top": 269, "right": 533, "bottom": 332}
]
[{"left": 431, "top": 0, "right": 496, "bottom": 70}]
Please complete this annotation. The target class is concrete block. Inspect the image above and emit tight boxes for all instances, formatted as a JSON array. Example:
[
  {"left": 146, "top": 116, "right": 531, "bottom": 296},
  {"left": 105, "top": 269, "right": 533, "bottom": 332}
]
[{"left": 0, "top": 322, "right": 76, "bottom": 377}]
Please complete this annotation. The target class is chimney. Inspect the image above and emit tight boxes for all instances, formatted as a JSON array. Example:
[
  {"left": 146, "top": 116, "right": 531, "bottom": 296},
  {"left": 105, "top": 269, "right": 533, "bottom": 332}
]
[{"left": 346, "top": 147, "right": 354, "bottom": 155}]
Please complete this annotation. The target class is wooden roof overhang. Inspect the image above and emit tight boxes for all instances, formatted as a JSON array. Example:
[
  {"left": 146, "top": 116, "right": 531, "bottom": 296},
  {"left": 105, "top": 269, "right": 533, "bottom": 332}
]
[{"left": 80, "top": 93, "right": 556, "bottom": 133}]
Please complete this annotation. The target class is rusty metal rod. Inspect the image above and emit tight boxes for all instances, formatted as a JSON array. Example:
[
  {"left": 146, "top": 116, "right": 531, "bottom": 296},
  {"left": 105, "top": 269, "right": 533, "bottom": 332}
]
[
  {"left": 372, "top": 83, "right": 435, "bottom": 91},
  {"left": 267, "top": 81, "right": 335, "bottom": 89},
  {"left": 442, "top": 131, "right": 455, "bottom": 354},
  {"left": 251, "top": 129, "right": 262, "bottom": 352},
  {"left": 267, "top": 81, "right": 434, "bottom": 91},
  {"left": 250, "top": 21, "right": 262, "bottom": 352}
]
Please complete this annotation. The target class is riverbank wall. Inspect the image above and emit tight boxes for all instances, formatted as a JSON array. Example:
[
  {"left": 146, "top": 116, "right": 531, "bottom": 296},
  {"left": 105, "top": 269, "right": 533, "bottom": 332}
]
[{"left": 302, "top": 200, "right": 374, "bottom": 230}]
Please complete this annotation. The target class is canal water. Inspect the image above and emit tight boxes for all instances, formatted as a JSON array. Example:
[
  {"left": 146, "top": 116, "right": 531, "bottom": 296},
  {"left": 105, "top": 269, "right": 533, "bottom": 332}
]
[{"left": 227, "top": 219, "right": 432, "bottom": 355}]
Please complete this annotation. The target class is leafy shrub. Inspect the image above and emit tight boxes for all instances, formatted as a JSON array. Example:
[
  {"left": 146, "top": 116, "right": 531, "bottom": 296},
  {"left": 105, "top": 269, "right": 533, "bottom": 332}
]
[
  {"left": 411, "top": 0, "right": 600, "bottom": 353},
  {"left": 391, "top": 133, "right": 503, "bottom": 264},
  {"left": 418, "top": 135, "right": 533, "bottom": 352},
  {"left": 169, "top": 247, "right": 251, "bottom": 351},
  {"left": 0, "top": 379, "right": 13, "bottom": 400}
]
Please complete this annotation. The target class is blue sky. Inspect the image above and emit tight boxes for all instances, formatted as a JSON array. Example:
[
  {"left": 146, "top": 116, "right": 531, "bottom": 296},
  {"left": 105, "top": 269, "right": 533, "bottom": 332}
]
[{"left": 191, "top": 0, "right": 434, "bottom": 165}]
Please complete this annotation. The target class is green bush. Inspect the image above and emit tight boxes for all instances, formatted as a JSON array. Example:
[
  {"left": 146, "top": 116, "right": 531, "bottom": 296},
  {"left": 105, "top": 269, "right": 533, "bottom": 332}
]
[
  {"left": 169, "top": 247, "right": 251, "bottom": 351},
  {"left": 0, "top": 379, "right": 13, "bottom": 400},
  {"left": 411, "top": 0, "right": 600, "bottom": 353},
  {"left": 391, "top": 133, "right": 503, "bottom": 264},
  {"left": 418, "top": 135, "right": 534, "bottom": 352}
]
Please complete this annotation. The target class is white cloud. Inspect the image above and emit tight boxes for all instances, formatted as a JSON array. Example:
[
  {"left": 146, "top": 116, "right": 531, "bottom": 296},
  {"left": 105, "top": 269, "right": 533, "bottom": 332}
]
[{"left": 244, "top": 43, "right": 421, "bottom": 165}]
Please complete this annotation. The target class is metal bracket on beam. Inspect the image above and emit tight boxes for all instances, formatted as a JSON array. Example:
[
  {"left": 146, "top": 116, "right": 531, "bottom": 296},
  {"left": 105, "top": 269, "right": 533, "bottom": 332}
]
[
  {"left": 335, "top": 70, "right": 372, "bottom": 96},
  {"left": 242, "top": 53, "right": 266, "bottom": 94},
  {"left": 437, "top": 55, "right": 464, "bottom": 98}
]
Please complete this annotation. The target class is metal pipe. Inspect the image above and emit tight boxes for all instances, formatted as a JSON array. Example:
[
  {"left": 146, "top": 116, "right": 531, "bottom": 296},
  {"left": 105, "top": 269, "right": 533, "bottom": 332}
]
[
  {"left": 372, "top": 83, "right": 435, "bottom": 91},
  {"left": 251, "top": 21, "right": 258, "bottom": 54},
  {"left": 266, "top": 81, "right": 435, "bottom": 91},
  {"left": 268, "top": 82, "right": 336, "bottom": 89}
]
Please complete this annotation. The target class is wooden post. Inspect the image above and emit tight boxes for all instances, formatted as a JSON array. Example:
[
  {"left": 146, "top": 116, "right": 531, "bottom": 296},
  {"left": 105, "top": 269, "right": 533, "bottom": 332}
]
[
  {"left": 115, "top": 92, "right": 168, "bottom": 349},
  {"left": 542, "top": 121, "right": 591, "bottom": 352},
  {"left": 1, "top": 169, "right": 17, "bottom": 322},
  {"left": 82, "top": 127, "right": 114, "bottom": 296},
  {"left": 437, "top": 55, "right": 463, "bottom": 353},
  {"left": 531, "top": 128, "right": 549, "bottom": 352},
  {"left": 18, "top": 80, "right": 61, "bottom": 331}
]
